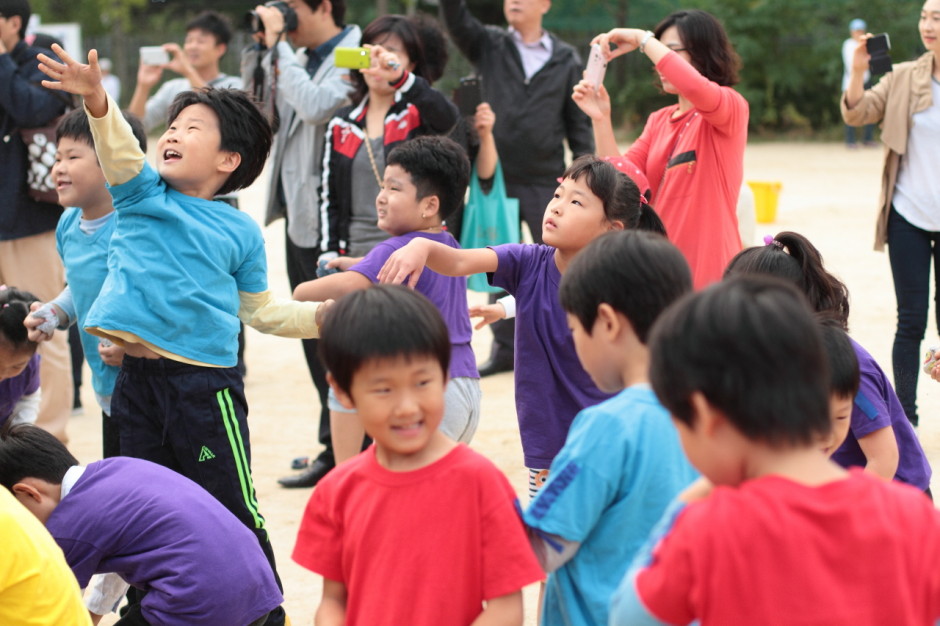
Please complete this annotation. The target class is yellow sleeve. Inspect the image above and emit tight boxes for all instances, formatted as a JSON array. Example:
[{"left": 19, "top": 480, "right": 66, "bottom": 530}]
[
  {"left": 86, "top": 92, "right": 146, "bottom": 186},
  {"left": 238, "top": 290, "right": 321, "bottom": 339}
]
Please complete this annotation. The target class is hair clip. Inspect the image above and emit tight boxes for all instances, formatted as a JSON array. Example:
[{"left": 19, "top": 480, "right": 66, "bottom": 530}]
[
  {"left": 763, "top": 235, "right": 784, "bottom": 250},
  {"left": 639, "top": 195, "right": 648, "bottom": 205}
]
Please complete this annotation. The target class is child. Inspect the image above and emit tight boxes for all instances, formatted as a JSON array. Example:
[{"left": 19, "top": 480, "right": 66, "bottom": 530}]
[
  {"left": 523, "top": 230, "right": 698, "bottom": 626},
  {"left": 293, "top": 286, "right": 543, "bottom": 625},
  {"left": 818, "top": 318, "right": 859, "bottom": 457},
  {"left": 379, "top": 155, "right": 664, "bottom": 493},
  {"left": 0, "top": 287, "right": 42, "bottom": 431},
  {"left": 610, "top": 276, "right": 940, "bottom": 625},
  {"left": 0, "top": 424, "right": 282, "bottom": 625},
  {"left": 25, "top": 108, "right": 147, "bottom": 458},
  {"left": 294, "top": 136, "right": 479, "bottom": 459},
  {"left": 725, "top": 232, "right": 931, "bottom": 495},
  {"left": 0, "top": 484, "right": 90, "bottom": 625},
  {"left": 37, "top": 45, "right": 324, "bottom": 620}
]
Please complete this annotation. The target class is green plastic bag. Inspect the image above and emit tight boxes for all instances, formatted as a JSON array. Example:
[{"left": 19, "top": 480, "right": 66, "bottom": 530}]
[{"left": 459, "top": 163, "right": 520, "bottom": 293}]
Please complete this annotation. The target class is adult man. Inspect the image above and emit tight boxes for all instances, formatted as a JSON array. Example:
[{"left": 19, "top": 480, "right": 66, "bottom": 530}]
[
  {"left": 0, "top": 0, "right": 72, "bottom": 441},
  {"left": 440, "top": 0, "right": 594, "bottom": 375},
  {"left": 129, "top": 11, "right": 242, "bottom": 133},
  {"left": 242, "top": 0, "right": 359, "bottom": 488}
]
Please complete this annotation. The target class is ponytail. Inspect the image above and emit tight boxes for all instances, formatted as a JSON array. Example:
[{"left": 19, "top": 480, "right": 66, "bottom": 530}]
[
  {"left": 636, "top": 204, "right": 667, "bottom": 237},
  {"left": 0, "top": 287, "right": 40, "bottom": 352}
]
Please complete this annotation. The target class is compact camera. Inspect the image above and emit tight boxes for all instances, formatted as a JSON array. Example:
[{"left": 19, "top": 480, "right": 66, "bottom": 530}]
[
  {"left": 867, "top": 33, "right": 892, "bottom": 76},
  {"left": 244, "top": 1, "right": 298, "bottom": 35}
]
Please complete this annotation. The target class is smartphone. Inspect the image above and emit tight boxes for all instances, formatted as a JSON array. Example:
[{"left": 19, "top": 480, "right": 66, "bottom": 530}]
[
  {"left": 139, "top": 46, "right": 169, "bottom": 66},
  {"left": 334, "top": 47, "right": 371, "bottom": 70},
  {"left": 584, "top": 43, "right": 607, "bottom": 89},
  {"left": 455, "top": 76, "right": 483, "bottom": 117},
  {"left": 867, "top": 33, "right": 892, "bottom": 75}
]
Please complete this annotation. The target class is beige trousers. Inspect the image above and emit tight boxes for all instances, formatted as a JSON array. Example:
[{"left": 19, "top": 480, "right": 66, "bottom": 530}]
[{"left": 0, "top": 231, "right": 73, "bottom": 443}]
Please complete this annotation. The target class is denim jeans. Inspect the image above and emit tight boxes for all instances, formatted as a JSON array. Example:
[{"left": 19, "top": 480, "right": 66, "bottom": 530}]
[{"left": 886, "top": 206, "right": 940, "bottom": 426}]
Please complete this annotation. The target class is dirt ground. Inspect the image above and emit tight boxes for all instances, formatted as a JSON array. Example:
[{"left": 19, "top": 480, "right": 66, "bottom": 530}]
[{"left": 70, "top": 141, "right": 939, "bottom": 625}]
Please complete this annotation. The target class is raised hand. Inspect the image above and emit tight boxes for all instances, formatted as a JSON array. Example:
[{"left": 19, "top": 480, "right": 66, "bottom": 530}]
[
  {"left": 473, "top": 102, "right": 496, "bottom": 137},
  {"left": 572, "top": 78, "right": 611, "bottom": 122},
  {"left": 361, "top": 44, "right": 405, "bottom": 85},
  {"left": 468, "top": 303, "right": 506, "bottom": 330},
  {"left": 37, "top": 44, "right": 108, "bottom": 116},
  {"left": 592, "top": 28, "right": 644, "bottom": 61}
]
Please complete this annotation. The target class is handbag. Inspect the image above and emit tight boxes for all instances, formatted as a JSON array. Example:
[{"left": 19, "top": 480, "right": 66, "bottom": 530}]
[
  {"left": 18, "top": 113, "right": 67, "bottom": 205},
  {"left": 459, "top": 162, "right": 520, "bottom": 293}
]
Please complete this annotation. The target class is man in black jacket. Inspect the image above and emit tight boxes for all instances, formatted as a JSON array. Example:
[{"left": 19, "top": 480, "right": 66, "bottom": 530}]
[
  {"left": 0, "top": 0, "right": 72, "bottom": 440},
  {"left": 440, "top": 0, "right": 594, "bottom": 375}
]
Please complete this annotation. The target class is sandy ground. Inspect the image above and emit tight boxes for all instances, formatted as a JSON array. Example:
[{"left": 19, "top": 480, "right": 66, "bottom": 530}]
[{"left": 69, "top": 141, "right": 939, "bottom": 625}]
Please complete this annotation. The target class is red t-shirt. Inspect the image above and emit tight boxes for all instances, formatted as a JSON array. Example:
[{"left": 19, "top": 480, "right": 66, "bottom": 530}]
[
  {"left": 293, "top": 444, "right": 544, "bottom": 625},
  {"left": 630, "top": 469, "right": 940, "bottom": 625},
  {"left": 625, "top": 52, "right": 748, "bottom": 290}
]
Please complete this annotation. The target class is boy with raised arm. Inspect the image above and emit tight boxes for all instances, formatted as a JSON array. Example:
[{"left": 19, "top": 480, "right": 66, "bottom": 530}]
[{"left": 37, "top": 45, "right": 324, "bottom": 625}]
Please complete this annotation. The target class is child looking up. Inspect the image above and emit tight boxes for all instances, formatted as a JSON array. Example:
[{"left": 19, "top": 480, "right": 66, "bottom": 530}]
[
  {"left": 25, "top": 108, "right": 147, "bottom": 458},
  {"left": 0, "top": 424, "right": 282, "bottom": 625},
  {"left": 725, "top": 232, "right": 931, "bottom": 495},
  {"left": 0, "top": 287, "right": 42, "bottom": 432},
  {"left": 293, "top": 286, "right": 543, "bottom": 625},
  {"left": 379, "top": 156, "right": 664, "bottom": 492},
  {"left": 524, "top": 230, "right": 698, "bottom": 626},
  {"left": 37, "top": 45, "right": 325, "bottom": 622},
  {"left": 611, "top": 276, "right": 940, "bottom": 625}
]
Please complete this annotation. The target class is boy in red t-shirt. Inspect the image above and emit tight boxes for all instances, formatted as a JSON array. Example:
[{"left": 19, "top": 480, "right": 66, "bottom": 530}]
[
  {"left": 292, "top": 285, "right": 543, "bottom": 625},
  {"left": 610, "top": 276, "right": 940, "bottom": 626}
]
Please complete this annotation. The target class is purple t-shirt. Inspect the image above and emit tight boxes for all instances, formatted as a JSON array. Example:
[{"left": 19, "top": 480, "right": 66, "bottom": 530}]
[
  {"left": 351, "top": 230, "right": 478, "bottom": 379},
  {"left": 0, "top": 353, "right": 40, "bottom": 428},
  {"left": 490, "top": 243, "right": 613, "bottom": 468},
  {"left": 831, "top": 339, "right": 932, "bottom": 490},
  {"left": 46, "top": 458, "right": 282, "bottom": 625}
]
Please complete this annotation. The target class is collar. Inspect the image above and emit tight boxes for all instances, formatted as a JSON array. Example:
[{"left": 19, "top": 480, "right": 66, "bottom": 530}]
[
  {"left": 307, "top": 25, "right": 353, "bottom": 71},
  {"left": 61, "top": 465, "right": 86, "bottom": 498},
  {"left": 509, "top": 27, "right": 551, "bottom": 51}
]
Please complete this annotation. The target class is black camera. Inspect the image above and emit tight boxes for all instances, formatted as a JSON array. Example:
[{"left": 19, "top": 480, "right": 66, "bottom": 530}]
[
  {"left": 244, "top": 1, "right": 298, "bottom": 35},
  {"left": 867, "top": 33, "right": 893, "bottom": 76}
]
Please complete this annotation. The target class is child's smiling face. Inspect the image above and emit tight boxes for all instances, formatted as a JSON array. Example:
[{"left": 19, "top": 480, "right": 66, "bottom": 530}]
[{"left": 52, "top": 136, "right": 111, "bottom": 217}]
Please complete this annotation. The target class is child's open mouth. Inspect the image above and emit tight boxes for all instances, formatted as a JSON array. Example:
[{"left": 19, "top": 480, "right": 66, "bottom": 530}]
[{"left": 163, "top": 149, "right": 182, "bottom": 162}]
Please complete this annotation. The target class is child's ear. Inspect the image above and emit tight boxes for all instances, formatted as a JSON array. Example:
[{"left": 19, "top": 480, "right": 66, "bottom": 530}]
[
  {"left": 11, "top": 481, "right": 43, "bottom": 504},
  {"left": 608, "top": 219, "right": 625, "bottom": 232},
  {"left": 419, "top": 195, "right": 440, "bottom": 220},
  {"left": 326, "top": 372, "right": 356, "bottom": 410},
  {"left": 688, "top": 391, "right": 725, "bottom": 437},
  {"left": 217, "top": 150, "right": 241, "bottom": 175},
  {"left": 594, "top": 303, "right": 620, "bottom": 338}
]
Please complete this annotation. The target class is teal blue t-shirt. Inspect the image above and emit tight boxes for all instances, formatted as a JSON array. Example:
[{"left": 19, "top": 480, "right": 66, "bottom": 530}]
[
  {"left": 84, "top": 165, "right": 268, "bottom": 366},
  {"left": 524, "top": 385, "right": 698, "bottom": 626},
  {"left": 56, "top": 208, "right": 118, "bottom": 399}
]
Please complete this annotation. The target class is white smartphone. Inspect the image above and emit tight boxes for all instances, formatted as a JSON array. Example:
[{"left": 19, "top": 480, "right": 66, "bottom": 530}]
[
  {"left": 139, "top": 46, "right": 169, "bottom": 66},
  {"left": 584, "top": 43, "right": 607, "bottom": 90}
]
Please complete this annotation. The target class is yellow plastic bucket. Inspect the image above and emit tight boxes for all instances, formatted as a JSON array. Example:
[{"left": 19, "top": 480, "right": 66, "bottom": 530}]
[{"left": 747, "top": 181, "right": 782, "bottom": 224}]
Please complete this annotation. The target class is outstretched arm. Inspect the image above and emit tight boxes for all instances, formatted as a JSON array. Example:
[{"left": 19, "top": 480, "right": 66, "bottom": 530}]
[
  {"left": 377, "top": 238, "right": 498, "bottom": 288},
  {"left": 293, "top": 271, "right": 372, "bottom": 303},
  {"left": 238, "top": 290, "right": 324, "bottom": 338},
  {"left": 37, "top": 44, "right": 108, "bottom": 117}
]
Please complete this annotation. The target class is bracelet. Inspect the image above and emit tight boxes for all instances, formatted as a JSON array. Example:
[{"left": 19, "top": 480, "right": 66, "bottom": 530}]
[{"left": 639, "top": 30, "right": 655, "bottom": 55}]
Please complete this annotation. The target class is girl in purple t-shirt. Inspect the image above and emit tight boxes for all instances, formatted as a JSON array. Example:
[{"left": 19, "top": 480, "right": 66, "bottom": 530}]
[
  {"left": 0, "top": 287, "right": 42, "bottom": 432},
  {"left": 379, "top": 155, "right": 665, "bottom": 491},
  {"left": 725, "top": 231, "right": 931, "bottom": 492}
]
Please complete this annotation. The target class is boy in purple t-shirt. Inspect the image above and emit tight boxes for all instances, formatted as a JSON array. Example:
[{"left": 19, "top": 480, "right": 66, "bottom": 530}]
[
  {"left": 0, "top": 425, "right": 282, "bottom": 625},
  {"left": 294, "top": 137, "right": 480, "bottom": 463}
]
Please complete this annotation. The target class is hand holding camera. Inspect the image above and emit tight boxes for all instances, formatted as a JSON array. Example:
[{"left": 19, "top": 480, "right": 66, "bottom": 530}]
[
  {"left": 359, "top": 44, "right": 405, "bottom": 84},
  {"left": 245, "top": 1, "right": 299, "bottom": 49}
]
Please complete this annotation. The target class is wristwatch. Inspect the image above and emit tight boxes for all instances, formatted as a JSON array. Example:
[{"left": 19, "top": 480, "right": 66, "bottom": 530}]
[{"left": 639, "top": 30, "right": 655, "bottom": 55}]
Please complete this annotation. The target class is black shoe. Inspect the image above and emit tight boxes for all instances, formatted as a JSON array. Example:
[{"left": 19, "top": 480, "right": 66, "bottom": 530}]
[
  {"left": 277, "top": 458, "right": 333, "bottom": 489},
  {"left": 478, "top": 354, "right": 514, "bottom": 377}
]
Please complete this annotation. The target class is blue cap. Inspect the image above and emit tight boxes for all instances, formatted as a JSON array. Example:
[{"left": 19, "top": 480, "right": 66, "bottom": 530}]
[{"left": 849, "top": 19, "right": 866, "bottom": 32}]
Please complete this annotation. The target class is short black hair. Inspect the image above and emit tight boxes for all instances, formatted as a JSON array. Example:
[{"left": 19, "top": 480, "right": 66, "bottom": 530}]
[
  {"left": 166, "top": 88, "right": 273, "bottom": 196},
  {"left": 56, "top": 108, "right": 147, "bottom": 153},
  {"left": 724, "top": 231, "right": 850, "bottom": 330},
  {"left": 300, "top": 0, "right": 345, "bottom": 26},
  {"left": 0, "top": 287, "right": 40, "bottom": 354},
  {"left": 0, "top": 424, "right": 77, "bottom": 489},
  {"left": 817, "top": 316, "right": 860, "bottom": 398},
  {"left": 318, "top": 285, "right": 451, "bottom": 395},
  {"left": 560, "top": 230, "right": 691, "bottom": 343},
  {"left": 649, "top": 275, "right": 831, "bottom": 446},
  {"left": 654, "top": 9, "right": 740, "bottom": 87},
  {"left": 186, "top": 11, "right": 233, "bottom": 47},
  {"left": 561, "top": 155, "right": 666, "bottom": 236},
  {"left": 0, "top": 0, "right": 30, "bottom": 40},
  {"left": 386, "top": 136, "right": 470, "bottom": 221}
]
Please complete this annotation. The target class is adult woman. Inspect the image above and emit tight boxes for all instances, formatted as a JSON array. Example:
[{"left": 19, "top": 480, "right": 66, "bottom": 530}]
[
  {"left": 842, "top": 0, "right": 940, "bottom": 427},
  {"left": 318, "top": 15, "right": 458, "bottom": 258},
  {"left": 573, "top": 10, "right": 748, "bottom": 289}
]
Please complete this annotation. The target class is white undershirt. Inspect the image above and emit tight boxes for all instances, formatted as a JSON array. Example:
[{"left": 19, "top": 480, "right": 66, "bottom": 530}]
[{"left": 893, "top": 79, "right": 940, "bottom": 231}]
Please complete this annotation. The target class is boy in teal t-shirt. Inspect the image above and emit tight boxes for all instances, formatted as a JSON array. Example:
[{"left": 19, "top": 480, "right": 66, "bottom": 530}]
[{"left": 524, "top": 231, "right": 698, "bottom": 626}]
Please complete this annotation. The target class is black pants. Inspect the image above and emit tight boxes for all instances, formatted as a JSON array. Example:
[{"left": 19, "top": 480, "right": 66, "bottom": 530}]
[
  {"left": 487, "top": 181, "right": 556, "bottom": 359},
  {"left": 886, "top": 207, "right": 940, "bottom": 426},
  {"left": 285, "top": 226, "right": 334, "bottom": 467},
  {"left": 112, "top": 356, "right": 285, "bottom": 625}
]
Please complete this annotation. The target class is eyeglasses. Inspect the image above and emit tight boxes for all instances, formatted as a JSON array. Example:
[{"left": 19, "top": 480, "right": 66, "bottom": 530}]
[{"left": 666, "top": 44, "right": 687, "bottom": 52}]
